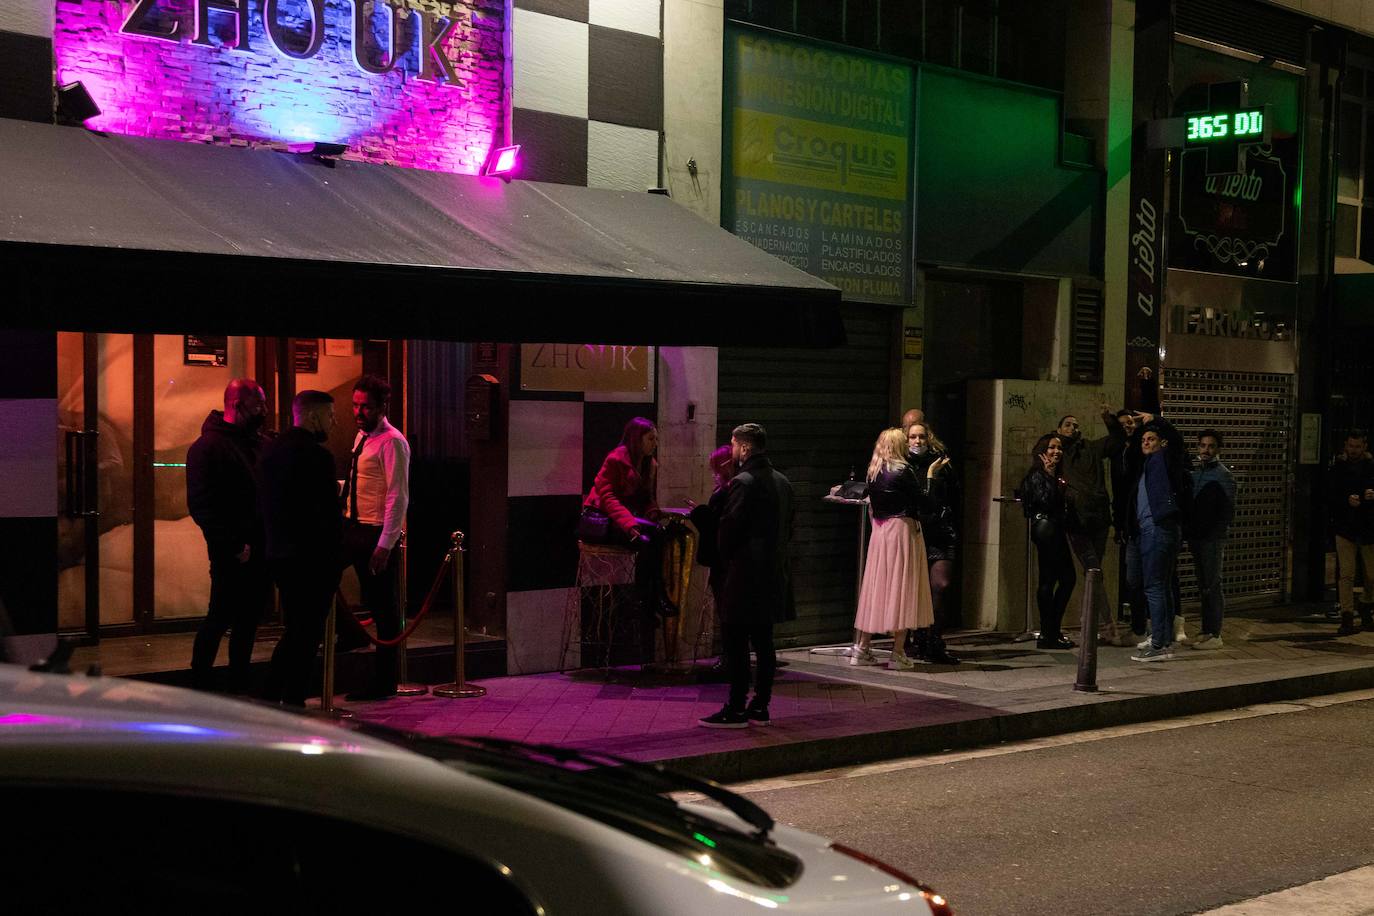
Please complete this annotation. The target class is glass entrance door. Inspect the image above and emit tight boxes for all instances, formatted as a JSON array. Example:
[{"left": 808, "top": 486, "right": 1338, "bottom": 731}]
[
  {"left": 57, "top": 332, "right": 135, "bottom": 635},
  {"left": 57, "top": 333, "right": 263, "bottom": 637}
]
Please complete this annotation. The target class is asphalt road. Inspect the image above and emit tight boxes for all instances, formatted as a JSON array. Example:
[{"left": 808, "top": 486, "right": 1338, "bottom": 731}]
[{"left": 737, "top": 693, "right": 1374, "bottom": 916}]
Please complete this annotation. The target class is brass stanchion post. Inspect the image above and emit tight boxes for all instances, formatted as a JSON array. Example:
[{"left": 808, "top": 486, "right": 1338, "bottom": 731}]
[
  {"left": 394, "top": 532, "right": 428, "bottom": 697},
  {"left": 434, "top": 531, "right": 486, "bottom": 699}
]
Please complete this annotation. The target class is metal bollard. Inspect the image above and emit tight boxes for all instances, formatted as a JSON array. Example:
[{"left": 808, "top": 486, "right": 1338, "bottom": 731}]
[
  {"left": 433, "top": 531, "right": 486, "bottom": 699},
  {"left": 394, "top": 533, "right": 429, "bottom": 697},
  {"left": 1074, "top": 568, "right": 1102, "bottom": 693}
]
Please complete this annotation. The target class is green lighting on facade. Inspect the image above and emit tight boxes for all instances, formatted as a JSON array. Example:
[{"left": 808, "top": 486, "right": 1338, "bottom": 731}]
[{"left": 693, "top": 833, "right": 718, "bottom": 848}]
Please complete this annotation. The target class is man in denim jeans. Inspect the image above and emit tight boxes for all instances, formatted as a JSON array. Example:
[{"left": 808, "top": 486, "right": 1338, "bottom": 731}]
[
  {"left": 1128, "top": 419, "right": 1192, "bottom": 662},
  {"left": 1187, "top": 431, "right": 1236, "bottom": 650}
]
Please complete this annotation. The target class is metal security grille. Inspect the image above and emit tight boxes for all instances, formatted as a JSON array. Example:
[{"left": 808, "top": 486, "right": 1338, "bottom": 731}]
[
  {"left": 1161, "top": 367, "right": 1294, "bottom": 606},
  {"left": 1070, "top": 284, "right": 1104, "bottom": 384},
  {"left": 718, "top": 304, "right": 894, "bottom": 648},
  {"left": 1176, "top": 0, "right": 1308, "bottom": 67}
]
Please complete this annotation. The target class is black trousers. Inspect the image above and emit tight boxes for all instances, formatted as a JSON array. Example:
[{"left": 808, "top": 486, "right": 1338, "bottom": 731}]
[
  {"left": 191, "top": 551, "right": 271, "bottom": 692},
  {"left": 723, "top": 615, "right": 776, "bottom": 710},
  {"left": 1031, "top": 518, "right": 1076, "bottom": 640},
  {"left": 341, "top": 520, "right": 399, "bottom": 691},
  {"left": 265, "top": 559, "right": 338, "bottom": 706}
]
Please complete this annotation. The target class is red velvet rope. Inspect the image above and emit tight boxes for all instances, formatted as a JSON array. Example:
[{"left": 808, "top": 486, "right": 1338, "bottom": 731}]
[{"left": 335, "top": 548, "right": 454, "bottom": 648}]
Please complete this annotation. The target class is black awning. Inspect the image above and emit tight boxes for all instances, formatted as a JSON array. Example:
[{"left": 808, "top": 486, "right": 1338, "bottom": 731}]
[{"left": 0, "top": 119, "right": 843, "bottom": 347}]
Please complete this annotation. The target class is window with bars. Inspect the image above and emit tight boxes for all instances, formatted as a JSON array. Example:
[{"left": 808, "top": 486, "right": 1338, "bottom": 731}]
[
  {"left": 724, "top": 0, "right": 1067, "bottom": 92},
  {"left": 1069, "top": 283, "right": 1103, "bottom": 384}
]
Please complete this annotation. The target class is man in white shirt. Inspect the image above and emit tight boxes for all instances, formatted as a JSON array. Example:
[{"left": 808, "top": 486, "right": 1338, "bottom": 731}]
[{"left": 340, "top": 374, "right": 410, "bottom": 700}]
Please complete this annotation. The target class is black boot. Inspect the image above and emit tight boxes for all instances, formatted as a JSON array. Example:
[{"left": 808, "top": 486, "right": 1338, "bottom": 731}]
[
  {"left": 1360, "top": 606, "right": 1374, "bottom": 631},
  {"left": 910, "top": 628, "right": 931, "bottom": 662},
  {"left": 927, "top": 632, "right": 960, "bottom": 665},
  {"left": 1338, "top": 612, "right": 1358, "bottom": 636}
]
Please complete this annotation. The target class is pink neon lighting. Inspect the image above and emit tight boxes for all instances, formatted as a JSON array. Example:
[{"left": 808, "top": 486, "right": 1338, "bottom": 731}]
[{"left": 54, "top": 0, "right": 506, "bottom": 176}]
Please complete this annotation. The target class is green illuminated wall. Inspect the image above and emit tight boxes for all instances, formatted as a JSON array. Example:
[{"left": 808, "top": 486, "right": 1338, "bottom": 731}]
[{"left": 916, "top": 67, "right": 1102, "bottom": 276}]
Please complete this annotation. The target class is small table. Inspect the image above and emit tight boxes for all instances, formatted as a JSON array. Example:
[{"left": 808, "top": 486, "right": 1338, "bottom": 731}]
[{"left": 813, "top": 494, "right": 889, "bottom": 660}]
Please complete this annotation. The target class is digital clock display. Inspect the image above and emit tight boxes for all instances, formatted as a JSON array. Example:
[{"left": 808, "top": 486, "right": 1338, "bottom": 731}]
[{"left": 1185, "top": 109, "right": 1265, "bottom": 143}]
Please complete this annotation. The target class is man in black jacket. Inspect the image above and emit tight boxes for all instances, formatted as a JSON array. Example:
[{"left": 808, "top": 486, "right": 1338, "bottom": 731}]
[
  {"left": 699, "top": 424, "right": 795, "bottom": 729},
  {"left": 1329, "top": 431, "right": 1374, "bottom": 635},
  {"left": 1057, "top": 408, "right": 1126, "bottom": 644},
  {"left": 258, "top": 391, "right": 344, "bottom": 707},
  {"left": 186, "top": 378, "right": 270, "bottom": 693}
]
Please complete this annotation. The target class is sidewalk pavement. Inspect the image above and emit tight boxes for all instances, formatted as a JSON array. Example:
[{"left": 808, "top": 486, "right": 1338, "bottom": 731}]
[{"left": 343, "top": 603, "right": 1374, "bottom": 783}]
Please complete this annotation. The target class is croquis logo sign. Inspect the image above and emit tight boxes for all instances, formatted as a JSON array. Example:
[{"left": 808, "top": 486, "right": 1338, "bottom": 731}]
[{"left": 121, "top": 0, "right": 467, "bottom": 84}]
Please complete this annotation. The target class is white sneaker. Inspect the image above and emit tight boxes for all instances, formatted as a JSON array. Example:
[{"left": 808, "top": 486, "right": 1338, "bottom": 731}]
[
  {"left": 888, "top": 652, "right": 915, "bottom": 671},
  {"left": 1191, "top": 634, "right": 1224, "bottom": 650},
  {"left": 1174, "top": 615, "right": 1190, "bottom": 644},
  {"left": 1136, "top": 636, "right": 1153, "bottom": 650},
  {"left": 849, "top": 645, "right": 877, "bottom": 666}
]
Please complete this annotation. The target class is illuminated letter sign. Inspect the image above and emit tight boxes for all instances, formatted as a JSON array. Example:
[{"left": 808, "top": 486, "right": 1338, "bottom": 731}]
[
  {"left": 263, "top": 0, "right": 325, "bottom": 60},
  {"left": 193, "top": 0, "right": 251, "bottom": 50},
  {"left": 1184, "top": 108, "right": 1266, "bottom": 144}
]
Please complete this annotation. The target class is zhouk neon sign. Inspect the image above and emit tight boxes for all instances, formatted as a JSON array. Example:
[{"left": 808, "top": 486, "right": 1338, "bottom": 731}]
[{"left": 120, "top": 0, "right": 466, "bottom": 86}]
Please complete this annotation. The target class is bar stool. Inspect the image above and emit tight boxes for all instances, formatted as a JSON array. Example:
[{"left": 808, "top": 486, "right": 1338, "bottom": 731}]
[{"left": 560, "top": 541, "right": 639, "bottom": 670}]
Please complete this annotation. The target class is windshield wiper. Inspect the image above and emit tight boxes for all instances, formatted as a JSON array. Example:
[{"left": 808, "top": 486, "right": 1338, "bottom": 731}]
[
  {"left": 351, "top": 723, "right": 775, "bottom": 841},
  {"left": 458, "top": 736, "right": 776, "bottom": 841}
]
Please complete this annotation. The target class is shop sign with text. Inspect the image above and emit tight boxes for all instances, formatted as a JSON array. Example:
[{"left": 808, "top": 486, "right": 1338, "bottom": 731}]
[
  {"left": 53, "top": 0, "right": 504, "bottom": 174},
  {"left": 723, "top": 26, "right": 913, "bottom": 306},
  {"left": 519, "top": 345, "right": 653, "bottom": 395}
]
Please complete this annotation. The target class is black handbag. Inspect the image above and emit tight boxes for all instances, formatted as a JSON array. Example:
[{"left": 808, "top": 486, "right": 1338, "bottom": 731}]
[
  {"left": 576, "top": 508, "right": 612, "bottom": 543},
  {"left": 835, "top": 479, "right": 868, "bottom": 500}
]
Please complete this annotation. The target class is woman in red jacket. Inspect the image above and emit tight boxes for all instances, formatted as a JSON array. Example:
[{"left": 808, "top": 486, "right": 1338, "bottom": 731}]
[{"left": 581, "top": 417, "right": 674, "bottom": 617}]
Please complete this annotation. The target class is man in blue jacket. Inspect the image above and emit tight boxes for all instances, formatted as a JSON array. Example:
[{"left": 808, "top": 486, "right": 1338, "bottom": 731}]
[{"left": 1187, "top": 430, "right": 1237, "bottom": 650}]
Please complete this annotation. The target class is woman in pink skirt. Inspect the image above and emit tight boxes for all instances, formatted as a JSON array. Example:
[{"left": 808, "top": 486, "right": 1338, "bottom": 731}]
[{"left": 852, "top": 428, "right": 949, "bottom": 670}]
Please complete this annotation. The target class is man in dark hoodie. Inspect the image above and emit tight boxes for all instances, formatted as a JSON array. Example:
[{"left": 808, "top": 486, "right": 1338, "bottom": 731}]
[
  {"left": 1329, "top": 431, "right": 1374, "bottom": 635},
  {"left": 1056, "top": 407, "right": 1126, "bottom": 644},
  {"left": 186, "top": 378, "right": 271, "bottom": 693},
  {"left": 259, "top": 390, "right": 343, "bottom": 707}
]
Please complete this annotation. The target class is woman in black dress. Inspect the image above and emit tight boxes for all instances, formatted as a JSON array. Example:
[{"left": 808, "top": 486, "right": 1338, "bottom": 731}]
[
  {"left": 906, "top": 421, "right": 960, "bottom": 664},
  {"left": 1021, "top": 432, "right": 1076, "bottom": 650}
]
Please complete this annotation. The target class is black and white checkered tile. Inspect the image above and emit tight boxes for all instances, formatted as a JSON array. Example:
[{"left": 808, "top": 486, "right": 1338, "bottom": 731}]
[
  {"left": 511, "top": 0, "right": 663, "bottom": 191},
  {"left": 0, "top": 330, "right": 59, "bottom": 635},
  {"left": 505, "top": 3, "right": 664, "bottom": 671},
  {"left": 503, "top": 348, "right": 658, "bottom": 673}
]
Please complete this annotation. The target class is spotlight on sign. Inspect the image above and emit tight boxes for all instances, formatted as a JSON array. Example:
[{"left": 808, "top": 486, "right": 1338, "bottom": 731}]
[
  {"left": 56, "top": 81, "right": 101, "bottom": 124},
  {"left": 308, "top": 142, "right": 349, "bottom": 157},
  {"left": 482, "top": 145, "right": 521, "bottom": 178}
]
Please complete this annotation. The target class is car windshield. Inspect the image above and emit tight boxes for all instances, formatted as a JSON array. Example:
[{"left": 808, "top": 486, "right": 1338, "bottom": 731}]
[{"left": 348, "top": 723, "right": 804, "bottom": 890}]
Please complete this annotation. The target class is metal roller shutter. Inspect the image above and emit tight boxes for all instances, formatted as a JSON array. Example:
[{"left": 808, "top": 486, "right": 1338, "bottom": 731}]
[
  {"left": 718, "top": 304, "right": 894, "bottom": 648},
  {"left": 1162, "top": 367, "right": 1295, "bottom": 606}
]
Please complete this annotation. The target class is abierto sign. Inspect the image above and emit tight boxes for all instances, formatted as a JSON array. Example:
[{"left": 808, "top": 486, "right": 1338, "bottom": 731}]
[{"left": 519, "top": 345, "right": 653, "bottom": 395}]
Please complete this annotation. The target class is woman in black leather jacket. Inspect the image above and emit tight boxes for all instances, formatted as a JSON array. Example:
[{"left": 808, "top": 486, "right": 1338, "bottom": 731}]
[
  {"left": 1021, "top": 432, "right": 1076, "bottom": 649},
  {"left": 851, "top": 428, "right": 948, "bottom": 669},
  {"left": 906, "top": 421, "right": 960, "bottom": 665}
]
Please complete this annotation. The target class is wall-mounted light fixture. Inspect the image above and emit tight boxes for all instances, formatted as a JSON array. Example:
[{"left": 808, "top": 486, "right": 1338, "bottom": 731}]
[
  {"left": 482, "top": 144, "right": 520, "bottom": 179},
  {"left": 56, "top": 81, "right": 101, "bottom": 124}
]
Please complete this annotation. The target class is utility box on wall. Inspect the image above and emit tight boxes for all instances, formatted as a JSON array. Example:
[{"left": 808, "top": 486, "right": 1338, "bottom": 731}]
[{"left": 465, "top": 374, "right": 499, "bottom": 442}]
